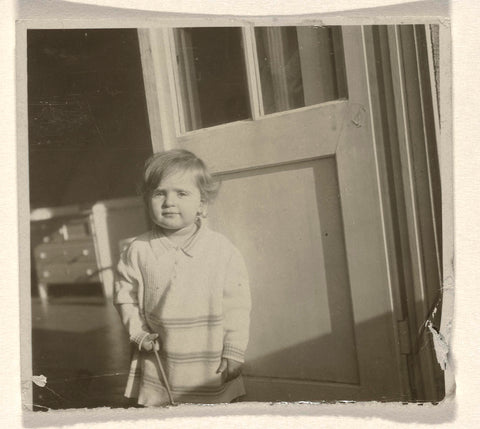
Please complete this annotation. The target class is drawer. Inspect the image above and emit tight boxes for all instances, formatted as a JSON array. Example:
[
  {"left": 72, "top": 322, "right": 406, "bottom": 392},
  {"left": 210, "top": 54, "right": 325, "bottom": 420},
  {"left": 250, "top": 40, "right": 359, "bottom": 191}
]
[
  {"left": 36, "top": 262, "right": 99, "bottom": 284},
  {"left": 34, "top": 245, "right": 65, "bottom": 263},
  {"left": 36, "top": 264, "right": 69, "bottom": 283},
  {"left": 31, "top": 214, "right": 92, "bottom": 244},
  {"left": 66, "top": 262, "right": 100, "bottom": 282},
  {"left": 34, "top": 241, "right": 96, "bottom": 264},
  {"left": 59, "top": 242, "right": 96, "bottom": 263}
]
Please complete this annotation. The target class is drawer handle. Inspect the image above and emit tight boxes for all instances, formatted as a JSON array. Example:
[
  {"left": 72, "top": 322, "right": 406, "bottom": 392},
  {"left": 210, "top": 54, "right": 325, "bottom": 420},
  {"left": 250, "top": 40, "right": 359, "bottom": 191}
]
[
  {"left": 42, "top": 270, "right": 50, "bottom": 278},
  {"left": 39, "top": 252, "right": 47, "bottom": 259},
  {"left": 86, "top": 268, "right": 93, "bottom": 276},
  {"left": 82, "top": 249, "right": 90, "bottom": 256}
]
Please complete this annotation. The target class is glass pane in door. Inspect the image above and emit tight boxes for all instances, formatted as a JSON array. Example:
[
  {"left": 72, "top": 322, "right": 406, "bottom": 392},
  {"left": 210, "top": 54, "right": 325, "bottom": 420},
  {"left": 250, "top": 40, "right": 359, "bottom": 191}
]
[
  {"left": 173, "top": 27, "right": 251, "bottom": 132},
  {"left": 255, "top": 26, "right": 347, "bottom": 114}
]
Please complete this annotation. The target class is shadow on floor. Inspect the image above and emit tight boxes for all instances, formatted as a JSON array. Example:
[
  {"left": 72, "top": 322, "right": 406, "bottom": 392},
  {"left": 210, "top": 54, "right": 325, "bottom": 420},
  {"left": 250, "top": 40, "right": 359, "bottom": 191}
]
[
  {"left": 31, "top": 285, "right": 445, "bottom": 410},
  {"left": 32, "top": 285, "right": 134, "bottom": 410}
]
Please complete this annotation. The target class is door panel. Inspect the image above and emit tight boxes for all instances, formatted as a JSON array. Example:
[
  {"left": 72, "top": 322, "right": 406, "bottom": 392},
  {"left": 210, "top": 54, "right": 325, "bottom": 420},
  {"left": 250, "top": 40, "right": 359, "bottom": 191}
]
[
  {"left": 209, "top": 158, "right": 358, "bottom": 385},
  {"left": 178, "top": 100, "right": 347, "bottom": 174}
]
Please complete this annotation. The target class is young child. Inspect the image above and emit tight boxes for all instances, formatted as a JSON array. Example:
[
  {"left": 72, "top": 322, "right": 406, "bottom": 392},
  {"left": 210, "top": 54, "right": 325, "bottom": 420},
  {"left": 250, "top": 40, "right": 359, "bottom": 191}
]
[{"left": 114, "top": 149, "right": 251, "bottom": 406}]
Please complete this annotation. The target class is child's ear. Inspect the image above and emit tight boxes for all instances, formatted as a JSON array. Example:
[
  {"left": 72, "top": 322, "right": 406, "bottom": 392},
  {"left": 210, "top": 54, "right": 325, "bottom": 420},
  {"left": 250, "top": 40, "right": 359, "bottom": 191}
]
[{"left": 198, "top": 200, "right": 208, "bottom": 218}]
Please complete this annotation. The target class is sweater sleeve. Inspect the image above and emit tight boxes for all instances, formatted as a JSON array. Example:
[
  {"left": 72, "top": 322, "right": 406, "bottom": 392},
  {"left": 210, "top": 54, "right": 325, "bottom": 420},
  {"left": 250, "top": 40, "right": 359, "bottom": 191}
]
[
  {"left": 222, "top": 247, "right": 251, "bottom": 363},
  {"left": 114, "top": 242, "right": 151, "bottom": 345}
]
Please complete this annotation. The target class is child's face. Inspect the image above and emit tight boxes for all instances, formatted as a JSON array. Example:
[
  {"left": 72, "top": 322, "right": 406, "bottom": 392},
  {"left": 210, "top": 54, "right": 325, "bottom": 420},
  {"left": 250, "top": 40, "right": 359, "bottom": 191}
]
[{"left": 149, "top": 170, "right": 204, "bottom": 232}]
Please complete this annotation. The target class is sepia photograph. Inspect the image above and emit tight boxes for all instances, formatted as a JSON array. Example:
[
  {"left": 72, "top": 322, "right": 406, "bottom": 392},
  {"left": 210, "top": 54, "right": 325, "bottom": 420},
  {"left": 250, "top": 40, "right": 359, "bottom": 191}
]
[{"left": 17, "top": 15, "right": 450, "bottom": 412}]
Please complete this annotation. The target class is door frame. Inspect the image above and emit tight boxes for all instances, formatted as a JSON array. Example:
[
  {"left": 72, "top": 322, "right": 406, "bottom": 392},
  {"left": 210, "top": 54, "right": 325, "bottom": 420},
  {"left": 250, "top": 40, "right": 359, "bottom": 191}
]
[{"left": 363, "top": 24, "right": 446, "bottom": 401}]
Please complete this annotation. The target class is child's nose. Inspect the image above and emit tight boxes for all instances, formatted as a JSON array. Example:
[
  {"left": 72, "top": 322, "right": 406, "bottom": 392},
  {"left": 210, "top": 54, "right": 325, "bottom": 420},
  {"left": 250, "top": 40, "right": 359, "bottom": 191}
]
[{"left": 163, "top": 192, "right": 176, "bottom": 206}]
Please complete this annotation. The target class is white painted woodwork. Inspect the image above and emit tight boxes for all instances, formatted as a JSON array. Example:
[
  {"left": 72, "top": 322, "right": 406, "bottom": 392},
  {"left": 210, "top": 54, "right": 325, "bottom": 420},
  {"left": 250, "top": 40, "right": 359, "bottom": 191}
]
[
  {"left": 138, "top": 28, "right": 177, "bottom": 152},
  {"left": 91, "top": 197, "right": 149, "bottom": 299},
  {"left": 141, "top": 25, "right": 404, "bottom": 401},
  {"left": 209, "top": 158, "right": 359, "bottom": 385},
  {"left": 178, "top": 100, "right": 346, "bottom": 174},
  {"left": 138, "top": 29, "right": 166, "bottom": 153},
  {"left": 361, "top": 25, "right": 412, "bottom": 398},
  {"left": 386, "top": 25, "right": 444, "bottom": 402},
  {"left": 242, "top": 27, "right": 263, "bottom": 119}
]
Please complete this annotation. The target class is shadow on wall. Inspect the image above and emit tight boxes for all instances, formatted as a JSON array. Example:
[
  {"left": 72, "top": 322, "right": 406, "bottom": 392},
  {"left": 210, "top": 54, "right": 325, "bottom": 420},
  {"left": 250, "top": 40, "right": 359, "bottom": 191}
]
[{"left": 243, "top": 310, "right": 444, "bottom": 403}]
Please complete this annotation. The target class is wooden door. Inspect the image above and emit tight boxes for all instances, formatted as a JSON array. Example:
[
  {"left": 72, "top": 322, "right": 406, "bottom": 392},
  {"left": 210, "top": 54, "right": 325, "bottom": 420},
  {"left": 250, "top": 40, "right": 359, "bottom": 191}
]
[{"left": 139, "top": 25, "right": 404, "bottom": 401}]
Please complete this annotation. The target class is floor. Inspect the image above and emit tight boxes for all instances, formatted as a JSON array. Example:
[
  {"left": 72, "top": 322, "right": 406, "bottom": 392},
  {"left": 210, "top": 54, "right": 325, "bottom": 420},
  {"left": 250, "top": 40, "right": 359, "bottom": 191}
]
[{"left": 31, "top": 284, "right": 137, "bottom": 411}]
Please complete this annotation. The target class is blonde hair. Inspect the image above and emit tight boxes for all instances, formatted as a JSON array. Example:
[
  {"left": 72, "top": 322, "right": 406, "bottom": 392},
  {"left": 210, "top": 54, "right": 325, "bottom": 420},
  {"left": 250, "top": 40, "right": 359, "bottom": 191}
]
[{"left": 140, "top": 149, "right": 219, "bottom": 206}]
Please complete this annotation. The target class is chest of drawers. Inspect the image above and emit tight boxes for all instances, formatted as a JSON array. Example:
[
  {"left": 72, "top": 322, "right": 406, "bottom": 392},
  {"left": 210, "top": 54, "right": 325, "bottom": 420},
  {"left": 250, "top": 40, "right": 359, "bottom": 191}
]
[
  {"left": 31, "top": 210, "right": 100, "bottom": 300},
  {"left": 34, "top": 239, "right": 98, "bottom": 285}
]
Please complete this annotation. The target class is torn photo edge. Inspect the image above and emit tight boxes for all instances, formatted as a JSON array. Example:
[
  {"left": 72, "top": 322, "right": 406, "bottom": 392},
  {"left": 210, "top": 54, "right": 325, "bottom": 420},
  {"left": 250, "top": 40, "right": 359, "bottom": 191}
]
[{"left": 16, "top": 4, "right": 453, "bottom": 422}]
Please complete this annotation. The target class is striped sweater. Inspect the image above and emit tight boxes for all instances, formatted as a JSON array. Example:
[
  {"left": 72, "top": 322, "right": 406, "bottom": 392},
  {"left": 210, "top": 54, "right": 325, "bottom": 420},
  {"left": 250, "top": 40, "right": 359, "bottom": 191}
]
[{"left": 114, "top": 221, "right": 251, "bottom": 406}]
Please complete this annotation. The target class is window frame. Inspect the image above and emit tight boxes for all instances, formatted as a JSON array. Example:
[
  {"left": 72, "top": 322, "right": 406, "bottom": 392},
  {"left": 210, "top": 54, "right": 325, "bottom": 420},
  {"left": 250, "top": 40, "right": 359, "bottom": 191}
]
[
  {"left": 164, "top": 27, "right": 260, "bottom": 137},
  {"left": 155, "top": 25, "right": 348, "bottom": 138}
]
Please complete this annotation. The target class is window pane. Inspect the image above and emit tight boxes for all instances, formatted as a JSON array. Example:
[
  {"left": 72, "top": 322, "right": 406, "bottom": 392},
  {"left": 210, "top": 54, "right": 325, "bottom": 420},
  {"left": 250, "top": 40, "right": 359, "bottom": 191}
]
[
  {"left": 255, "top": 26, "right": 347, "bottom": 115},
  {"left": 173, "top": 27, "right": 251, "bottom": 132}
]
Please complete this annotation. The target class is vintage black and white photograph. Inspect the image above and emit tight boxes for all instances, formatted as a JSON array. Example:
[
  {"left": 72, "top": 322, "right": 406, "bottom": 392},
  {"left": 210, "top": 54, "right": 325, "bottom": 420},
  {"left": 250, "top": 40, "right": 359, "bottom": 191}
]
[{"left": 18, "top": 17, "right": 450, "bottom": 412}]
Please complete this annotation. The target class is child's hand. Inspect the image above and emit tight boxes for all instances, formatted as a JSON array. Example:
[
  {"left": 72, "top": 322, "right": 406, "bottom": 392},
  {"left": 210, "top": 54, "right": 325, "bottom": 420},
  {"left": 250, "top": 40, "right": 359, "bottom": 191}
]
[
  {"left": 139, "top": 333, "right": 160, "bottom": 352},
  {"left": 216, "top": 358, "right": 243, "bottom": 382}
]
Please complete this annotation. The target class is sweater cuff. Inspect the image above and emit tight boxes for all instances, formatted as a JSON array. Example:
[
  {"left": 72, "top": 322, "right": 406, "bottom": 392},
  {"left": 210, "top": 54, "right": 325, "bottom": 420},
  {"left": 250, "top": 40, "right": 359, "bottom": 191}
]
[
  {"left": 130, "top": 330, "right": 151, "bottom": 346},
  {"left": 222, "top": 343, "right": 245, "bottom": 363}
]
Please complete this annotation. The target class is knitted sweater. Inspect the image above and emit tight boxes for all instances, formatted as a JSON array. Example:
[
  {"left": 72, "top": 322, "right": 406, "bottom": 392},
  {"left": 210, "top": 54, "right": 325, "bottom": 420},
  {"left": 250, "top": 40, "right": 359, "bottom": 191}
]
[{"left": 114, "top": 221, "right": 251, "bottom": 406}]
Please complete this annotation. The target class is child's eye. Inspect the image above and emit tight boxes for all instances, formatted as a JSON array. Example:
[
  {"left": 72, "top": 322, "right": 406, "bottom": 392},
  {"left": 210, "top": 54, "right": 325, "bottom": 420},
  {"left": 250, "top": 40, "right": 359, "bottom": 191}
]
[{"left": 177, "top": 191, "right": 189, "bottom": 197}]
